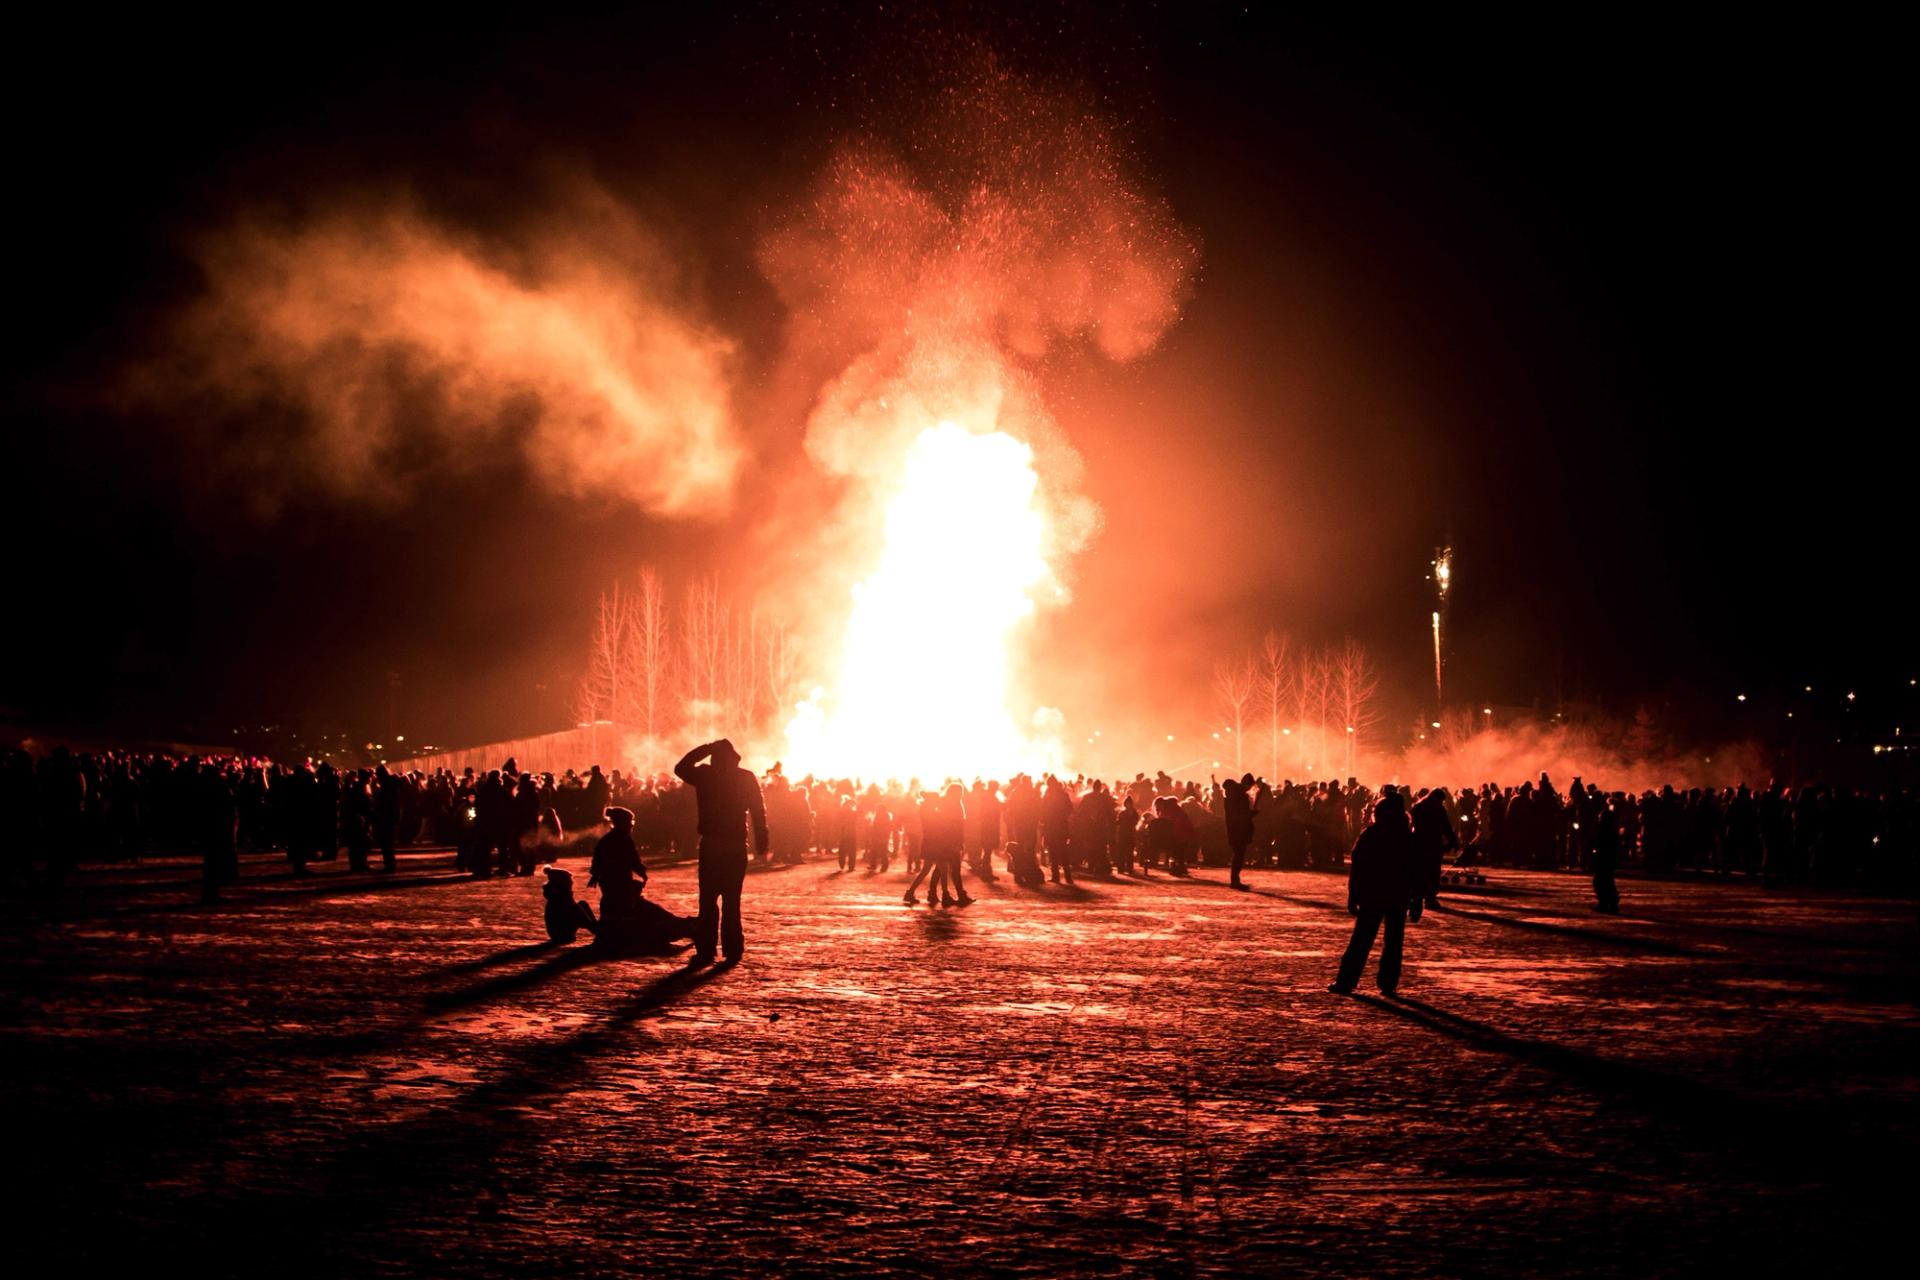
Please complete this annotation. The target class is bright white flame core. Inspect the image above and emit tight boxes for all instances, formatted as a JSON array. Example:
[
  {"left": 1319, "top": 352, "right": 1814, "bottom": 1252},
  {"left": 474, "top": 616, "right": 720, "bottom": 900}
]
[{"left": 785, "top": 420, "right": 1060, "bottom": 781}]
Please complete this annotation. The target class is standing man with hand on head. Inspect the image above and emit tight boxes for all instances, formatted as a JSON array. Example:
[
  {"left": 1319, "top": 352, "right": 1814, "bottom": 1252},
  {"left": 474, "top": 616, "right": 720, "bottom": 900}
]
[{"left": 674, "top": 738, "right": 769, "bottom": 968}]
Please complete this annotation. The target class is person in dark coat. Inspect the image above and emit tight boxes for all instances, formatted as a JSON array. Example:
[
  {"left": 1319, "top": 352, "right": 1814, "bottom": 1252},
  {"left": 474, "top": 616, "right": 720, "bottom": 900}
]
[
  {"left": 200, "top": 762, "right": 239, "bottom": 903},
  {"left": 1591, "top": 795, "right": 1622, "bottom": 914},
  {"left": 584, "top": 765, "right": 611, "bottom": 823},
  {"left": 543, "top": 864, "right": 592, "bottom": 943},
  {"left": 673, "top": 738, "right": 769, "bottom": 967},
  {"left": 511, "top": 773, "right": 542, "bottom": 876},
  {"left": 590, "top": 807, "right": 646, "bottom": 923},
  {"left": 904, "top": 784, "right": 972, "bottom": 906},
  {"left": 1039, "top": 775, "right": 1075, "bottom": 885},
  {"left": 1221, "top": 773, "right": 1258, "bottom": 890},
  {"left": 587, "top": 807, "right": 695, "bottom": 950},
  {"left": 341, "top": 771, "right": 373, "bottom": 872},
  {"left": 1410, "top": 787, "right": 1460, "bottom": 911},
  {"left": 373, "top": 766, "right": 402, "bottom": 871},
  {"left": 1329, "top": 790, "right": 1417, "bottom": 996},
  {"left": 1115, "top": 794, "right": 1140, "bottom": 875}
]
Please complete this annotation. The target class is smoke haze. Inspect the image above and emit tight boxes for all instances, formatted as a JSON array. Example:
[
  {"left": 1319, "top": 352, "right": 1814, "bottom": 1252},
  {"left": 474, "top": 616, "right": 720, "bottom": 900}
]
[{"left": 129, "top": 190, "right": 740, "bottom": 516}]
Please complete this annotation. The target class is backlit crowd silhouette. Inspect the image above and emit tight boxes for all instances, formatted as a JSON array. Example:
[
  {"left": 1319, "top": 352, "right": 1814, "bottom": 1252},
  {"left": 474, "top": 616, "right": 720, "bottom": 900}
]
[{"left": 4, "top": 744, "right": 1913, "bottom": 897}]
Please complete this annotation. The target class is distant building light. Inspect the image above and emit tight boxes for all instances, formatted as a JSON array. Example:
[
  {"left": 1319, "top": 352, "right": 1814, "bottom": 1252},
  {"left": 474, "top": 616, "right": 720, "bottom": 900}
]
[{"left": 1736, "top": 694, "right": 1747, "bottom": 703}]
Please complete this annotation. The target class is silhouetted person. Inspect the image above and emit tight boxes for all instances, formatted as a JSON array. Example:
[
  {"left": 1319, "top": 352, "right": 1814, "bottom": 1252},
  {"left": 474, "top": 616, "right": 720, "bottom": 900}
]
[
  {"left": 836, "top": 793, "right": 860, "bottom": 871},
  {"left": 590, "top": 806, "right": 646, "bottom": 923},
  {"left": 543, "top": 864, "right": 591, "bottom": 943},
  {"left": 511, "top": 772, "right": 541, "bottom": 876},
  {"left": 1410, "top": 787, "right": 1459, "bottom": 911},
  {"left": 584, "top": 765, "right": 611, "bottom": 822},
  {"left": 1115, "top": 794, "right": 1140, "bottom": 874},
  {"left": 905, "top": 784, "right": 971, "bottom": 906},
  {"left": 585, "top": 805, "right": 693, "bottom": 948},
  {"left": 1330, "top": 790, "right": 1416, "bottom": 996},
  {"left": 1221, "top": 772, "right": 1257, "bottom": 890},
  {"left": 1592, "top": 796, "right": 1622, "bottom": 914},
  {"left": 373, "top": 766, "right": 402, "bottom": 871},
  {"left": 200, "top": 761, "right": 238, "bottom": 904},
  {"left": 674, "top": 738, "right": 768, "bottom": 967},
  {"left": 1005, "top": 838, "right": 1043, "bottom": 887},
  {"left": 1040, "top": 775, "right": 1075, "bottom": 884},
  {"left": 341, "top": 771, "right": 372, "bottom": 872}
]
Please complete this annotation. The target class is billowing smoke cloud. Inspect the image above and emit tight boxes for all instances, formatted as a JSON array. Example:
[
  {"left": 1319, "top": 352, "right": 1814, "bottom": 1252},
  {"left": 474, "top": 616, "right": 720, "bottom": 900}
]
[
  {"left": 1396, "top": 720, "right": 1769, "bottom": 794},
  {"left": 759, "top": 73, "right": 1200, "bottom": 478},
  {"left": 132, "top": 189, "right": 740, "bottom": 514}
]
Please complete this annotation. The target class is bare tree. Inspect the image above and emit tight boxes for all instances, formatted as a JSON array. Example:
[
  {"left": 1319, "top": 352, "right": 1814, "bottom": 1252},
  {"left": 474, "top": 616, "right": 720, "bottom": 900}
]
[
  {"left": 1314, "top": 648, "right": 1338, "bottom": 775},
  {"left": 682, "top": 577, "right": 726, "bottom": 742},
  {"left": 731, "top": 607, "right": 760, "bottom": 733},
  {"left": 1332, "top": 638, "right": 1382, "bottom": 776},
  {"left": 1212, "top": 650, "right": 1255, "bottom": 774},
  {"left": 582, "top": 570, "right": 804, "bottom": 764},
  {"left": 1288, "top": 648, "right": 1338, "bottom": 775},
  {"left": 762, "top": 617, "right": 796, "bottom": 739},
  {"left": 1259, "top": 629, "right": 1294, "bottom": 781},
  {"left": 635, "top": 567, "right": 672, "bottom": 773},
  {"left": 578, "top": 579, "right": 632, "bottom": 729}
]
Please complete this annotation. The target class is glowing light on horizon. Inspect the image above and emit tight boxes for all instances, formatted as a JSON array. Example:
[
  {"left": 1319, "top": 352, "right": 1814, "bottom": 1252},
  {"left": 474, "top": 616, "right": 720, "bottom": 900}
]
[{"left": 784, "top": 420, "right": 1062, "bottom": 781}]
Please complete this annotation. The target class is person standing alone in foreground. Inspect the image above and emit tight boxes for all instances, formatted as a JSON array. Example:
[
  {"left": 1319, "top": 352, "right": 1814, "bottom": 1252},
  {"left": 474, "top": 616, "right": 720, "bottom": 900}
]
[
  {"left": 1329, "top": 788, "right": 1417, "bottom": 997},
  {"left": 674, "top": 738, "right": 769, "bottom": 968}
]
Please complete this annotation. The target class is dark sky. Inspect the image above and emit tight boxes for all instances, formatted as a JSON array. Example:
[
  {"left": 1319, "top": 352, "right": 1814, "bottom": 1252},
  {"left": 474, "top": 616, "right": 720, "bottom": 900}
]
[{"left": 3, "top": 3, "right": 1906, "bottom": 748}]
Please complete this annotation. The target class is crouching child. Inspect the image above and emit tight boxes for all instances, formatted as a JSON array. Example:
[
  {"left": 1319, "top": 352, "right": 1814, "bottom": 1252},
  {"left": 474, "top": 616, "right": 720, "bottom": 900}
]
[{"left": 543, "top": 864, "right": 595, "bottom": 943}]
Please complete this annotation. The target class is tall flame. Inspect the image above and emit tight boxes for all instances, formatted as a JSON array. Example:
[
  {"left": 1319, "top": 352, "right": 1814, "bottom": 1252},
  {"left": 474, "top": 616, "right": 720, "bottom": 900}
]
[
  {"left": 785, "top": 419, "right": 1061, "bottom": 781},
  {"left": 762, "top": 65, "right": 1199, "bottom": 781}
]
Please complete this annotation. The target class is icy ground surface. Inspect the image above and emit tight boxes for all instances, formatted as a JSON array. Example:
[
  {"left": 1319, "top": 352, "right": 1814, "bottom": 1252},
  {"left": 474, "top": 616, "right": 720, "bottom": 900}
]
[{"left": 3, "top": 851, "right": 1916, "bottom": 1276}]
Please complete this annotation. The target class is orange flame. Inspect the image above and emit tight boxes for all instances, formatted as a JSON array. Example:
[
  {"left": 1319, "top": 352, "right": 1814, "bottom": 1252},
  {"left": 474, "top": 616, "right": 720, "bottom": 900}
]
[{"left": 785, "top": 419, "right": 1064, "bottom": 780}]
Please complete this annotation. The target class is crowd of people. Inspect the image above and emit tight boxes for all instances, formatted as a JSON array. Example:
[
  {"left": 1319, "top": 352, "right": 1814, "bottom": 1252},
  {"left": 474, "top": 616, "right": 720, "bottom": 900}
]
[{"left": 3, "top": 743, "right": 1916, "bottom": 906}]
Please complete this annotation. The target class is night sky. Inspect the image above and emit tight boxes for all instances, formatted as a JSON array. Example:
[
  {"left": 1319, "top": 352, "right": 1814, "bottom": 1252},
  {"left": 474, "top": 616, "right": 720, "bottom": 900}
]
[{"left": 3, "top": 3, "right": 1905, "bottom": 750}]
